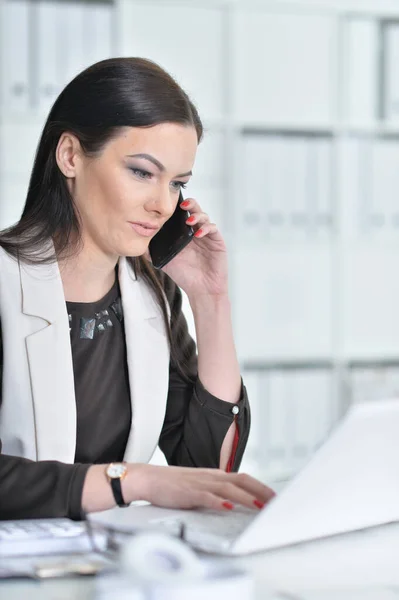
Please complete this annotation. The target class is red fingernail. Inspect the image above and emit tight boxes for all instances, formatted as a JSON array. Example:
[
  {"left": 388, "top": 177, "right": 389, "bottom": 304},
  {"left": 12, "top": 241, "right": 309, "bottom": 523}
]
[
  {"left": 180, "top": 201, "right": 190, "bottom": 208},
  {"left": 186, "top": 215, "right": 195, "bottom": 223},
  {"left": 254, "top": 500, "right": 265, "bottom": 509},
  {"left": 194, "top": 229, "right": 203, "bottom": 237},
  {"left": 222, "top": 501, "right": 234, "bottom": 510}
]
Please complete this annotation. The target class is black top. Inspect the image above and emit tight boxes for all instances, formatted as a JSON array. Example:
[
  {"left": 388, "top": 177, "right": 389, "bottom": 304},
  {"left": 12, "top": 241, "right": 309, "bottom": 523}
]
[
  {"left": 0, "top": 272, "right": 250, "bottom": 521},
  {"left": 66, "top": 277, "right": 131, "bottom": 465}
]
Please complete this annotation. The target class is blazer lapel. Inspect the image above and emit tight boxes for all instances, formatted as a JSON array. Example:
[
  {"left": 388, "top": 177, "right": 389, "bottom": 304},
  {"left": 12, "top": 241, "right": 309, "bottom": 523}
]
[
  {"left": 119, "top": 258, "right": 170, "bottom": 464},
  {"left": 19, "top": 256, "right": 170, "bottom": 464},
  {"left": 20, "top": 260, "right": 77, "bottom": 462}
]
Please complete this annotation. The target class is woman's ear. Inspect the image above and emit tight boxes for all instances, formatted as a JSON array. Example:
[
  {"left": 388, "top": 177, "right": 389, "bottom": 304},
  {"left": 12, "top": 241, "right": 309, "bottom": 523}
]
[{"left": 55, "top": 133, "right": 82, "bottom": 178}]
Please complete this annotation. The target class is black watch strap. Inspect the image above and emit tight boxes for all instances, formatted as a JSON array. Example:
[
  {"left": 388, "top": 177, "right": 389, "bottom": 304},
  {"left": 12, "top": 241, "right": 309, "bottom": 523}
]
[{"left": 110, "top": 477, "right": 129, "bottom": 508}]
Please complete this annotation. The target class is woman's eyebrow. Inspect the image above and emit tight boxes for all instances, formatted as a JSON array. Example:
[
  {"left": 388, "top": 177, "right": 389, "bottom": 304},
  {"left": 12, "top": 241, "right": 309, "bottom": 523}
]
[{"left": 126, "top": 153, "right": 192, "bottom": 178}]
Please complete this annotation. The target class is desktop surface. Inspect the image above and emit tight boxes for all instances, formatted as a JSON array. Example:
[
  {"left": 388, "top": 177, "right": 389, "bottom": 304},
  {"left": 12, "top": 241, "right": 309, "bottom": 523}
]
[{"left": 1, "top": 522, "right": 398, "bottom": 600}]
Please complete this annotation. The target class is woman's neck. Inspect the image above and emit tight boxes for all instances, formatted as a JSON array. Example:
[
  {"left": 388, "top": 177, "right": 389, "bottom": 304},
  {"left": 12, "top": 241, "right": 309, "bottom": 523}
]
[{"left": 59, "top": 245, "right": 119, "bottom": 303}]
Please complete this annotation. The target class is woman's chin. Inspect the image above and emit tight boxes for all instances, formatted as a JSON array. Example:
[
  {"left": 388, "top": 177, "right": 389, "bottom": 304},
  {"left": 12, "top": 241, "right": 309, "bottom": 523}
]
[{"left": 117, "top": 240, "right": 150, "bottom": 258}]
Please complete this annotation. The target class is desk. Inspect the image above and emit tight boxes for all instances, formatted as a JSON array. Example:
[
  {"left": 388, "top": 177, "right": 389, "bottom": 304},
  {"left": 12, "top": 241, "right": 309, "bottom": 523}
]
[{"left": 1, "top": 523, "right": 399, "bottom": 599}]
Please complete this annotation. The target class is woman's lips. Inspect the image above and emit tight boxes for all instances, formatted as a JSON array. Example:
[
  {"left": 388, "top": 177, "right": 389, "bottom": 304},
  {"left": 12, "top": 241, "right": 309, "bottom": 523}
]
[{"left": 129, "top": 222, "right": 159, "bottom": 238}]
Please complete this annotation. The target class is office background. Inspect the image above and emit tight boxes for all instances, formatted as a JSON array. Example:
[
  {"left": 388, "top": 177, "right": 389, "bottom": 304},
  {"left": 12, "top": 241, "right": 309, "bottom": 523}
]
[{"left": 1, "top": 0, "right": 399, "bottom": 483}]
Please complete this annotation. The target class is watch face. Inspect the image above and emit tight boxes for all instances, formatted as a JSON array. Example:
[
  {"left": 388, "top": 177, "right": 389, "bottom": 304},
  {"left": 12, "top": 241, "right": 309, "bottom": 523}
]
[{"left": 107, "top": 463, "right": 127, "bottom": 479}]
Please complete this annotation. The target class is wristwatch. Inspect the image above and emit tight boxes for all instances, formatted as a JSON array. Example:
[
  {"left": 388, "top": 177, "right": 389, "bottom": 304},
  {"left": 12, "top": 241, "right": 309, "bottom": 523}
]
[{"left": 105, "top": 462, "right": 129, "bottom": 507}]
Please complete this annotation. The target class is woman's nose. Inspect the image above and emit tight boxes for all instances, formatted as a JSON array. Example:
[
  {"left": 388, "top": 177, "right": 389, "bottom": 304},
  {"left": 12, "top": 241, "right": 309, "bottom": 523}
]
[{"left": 148, "top": 189, "right": 176, "bottom": 219}]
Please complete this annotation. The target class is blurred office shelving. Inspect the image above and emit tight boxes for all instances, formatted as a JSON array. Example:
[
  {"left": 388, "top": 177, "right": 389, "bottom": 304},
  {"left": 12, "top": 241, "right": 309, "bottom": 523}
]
[{"left": 1, "top": 0, "right": 399, "bottom": 481}]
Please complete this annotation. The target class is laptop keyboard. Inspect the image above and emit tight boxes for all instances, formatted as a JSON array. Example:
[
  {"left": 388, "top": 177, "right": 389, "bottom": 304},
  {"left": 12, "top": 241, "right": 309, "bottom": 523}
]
[{"left": 152, "top": 506, "right": 257, "bottom": 550}]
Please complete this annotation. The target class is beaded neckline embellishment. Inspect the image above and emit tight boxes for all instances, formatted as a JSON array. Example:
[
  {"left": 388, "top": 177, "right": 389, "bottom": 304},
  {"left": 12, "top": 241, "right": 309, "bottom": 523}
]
[{"left": 68, "top": 297, "right": 124, "bottom": 340}]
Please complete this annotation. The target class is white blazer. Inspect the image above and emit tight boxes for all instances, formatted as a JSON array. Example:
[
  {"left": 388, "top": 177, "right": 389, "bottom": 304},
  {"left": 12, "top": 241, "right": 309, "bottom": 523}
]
[{"left": 0, "top": 248, "right": 170, "bottom": 464}]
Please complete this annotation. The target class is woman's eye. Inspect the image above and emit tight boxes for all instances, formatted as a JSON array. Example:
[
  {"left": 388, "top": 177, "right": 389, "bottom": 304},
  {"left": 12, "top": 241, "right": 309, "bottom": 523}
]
[
  {"left": 171, "top": 181, "right": 187, "bottom": 191},
  {"left": 130, "top": 168, "right": 152, "bottom": 180}
]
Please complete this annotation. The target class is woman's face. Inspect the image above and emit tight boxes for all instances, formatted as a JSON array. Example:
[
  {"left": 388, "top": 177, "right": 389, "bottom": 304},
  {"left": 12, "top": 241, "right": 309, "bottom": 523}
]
[{"left": 63, "top": 123, "right": 198, "bottom": 259}]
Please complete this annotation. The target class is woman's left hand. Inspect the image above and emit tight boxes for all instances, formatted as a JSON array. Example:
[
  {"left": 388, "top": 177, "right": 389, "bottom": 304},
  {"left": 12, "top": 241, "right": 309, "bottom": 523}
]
[{"left": 160, "top": 197, "right": 229, "bottom": 298}]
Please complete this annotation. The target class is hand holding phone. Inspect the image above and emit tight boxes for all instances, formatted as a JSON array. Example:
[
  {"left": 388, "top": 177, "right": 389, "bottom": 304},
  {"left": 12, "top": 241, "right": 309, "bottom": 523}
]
[{"left": 149, "top": 192, "right": 194, "bottom": 269}]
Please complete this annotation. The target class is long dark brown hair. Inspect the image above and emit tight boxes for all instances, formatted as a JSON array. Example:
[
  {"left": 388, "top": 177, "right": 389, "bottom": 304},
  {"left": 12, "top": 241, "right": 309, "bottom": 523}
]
[{"left": 0, "top": 57, "right": 203, "bottom": 379}]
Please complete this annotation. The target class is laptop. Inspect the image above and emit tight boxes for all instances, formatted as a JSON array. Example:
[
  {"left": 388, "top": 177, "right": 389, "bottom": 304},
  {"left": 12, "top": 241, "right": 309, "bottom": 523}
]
[{"left": 90, "top": 398, "right": 399, "bottom": 555}]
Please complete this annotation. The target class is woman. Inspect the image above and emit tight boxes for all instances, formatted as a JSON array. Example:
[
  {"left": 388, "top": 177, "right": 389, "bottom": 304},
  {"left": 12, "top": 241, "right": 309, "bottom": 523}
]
[{"left": 0, "top": 58, "right": 274, "bottom": 520}]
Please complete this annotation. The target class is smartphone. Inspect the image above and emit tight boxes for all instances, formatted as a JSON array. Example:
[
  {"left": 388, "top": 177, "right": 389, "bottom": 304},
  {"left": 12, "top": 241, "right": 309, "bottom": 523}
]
[{"left": 149, "top": 192, "right": 194, "bottom": 269}]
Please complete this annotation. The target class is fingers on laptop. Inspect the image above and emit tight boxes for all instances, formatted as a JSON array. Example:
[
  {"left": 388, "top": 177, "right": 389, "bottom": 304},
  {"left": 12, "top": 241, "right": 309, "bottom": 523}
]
[
  {"left": 212, "top": 482, "right": 265, "bottom": 510},
  {"left": 232, "top": 472, "right": 276, "bottom": 504},
  {"left": 191, "top": 486, "right": 269, "bottom": 512},
  {"left": 192, "top": 471, "right": 276, "bottom": 511},
  {"left": 202, "top": 468, "right": 276, "bottom": 502},
  {"left": 208, "top": 471, "right": 276, "bottom": 505}
]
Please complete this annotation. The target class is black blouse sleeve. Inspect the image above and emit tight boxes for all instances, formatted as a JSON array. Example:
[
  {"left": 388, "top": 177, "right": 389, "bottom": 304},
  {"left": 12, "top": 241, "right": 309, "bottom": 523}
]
[
  {"left": 158, "top": 275, "right": 250, "bottom": 472},
  {"left": 0, "top": 447, "right": 90, "bottom": 520}
]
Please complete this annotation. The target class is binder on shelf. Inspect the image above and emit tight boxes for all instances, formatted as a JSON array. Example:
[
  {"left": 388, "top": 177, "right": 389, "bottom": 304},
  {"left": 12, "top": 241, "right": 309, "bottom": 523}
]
[
  {"left": 266, "top": 370, "right": 289, "bottom": 476},
  {"left": 239, "top": 136, "right": 267, "bottom": 242},
  {"left": 240, "top": 134, "right": 296, "bottom": 242},
  {"left": 370, "top": 139, "right": 399, "bottom": 238},
  {"left": 344, "top": 18, "right": 378, "bottom": 123},
  {"left": 266, "top": 368, "right": 332, "bottom": 475},
  {"left": 341, "top": 136, "right": 389, "bottom": 239},
  {"left": 289, "top": 370, "right": 315, "bottom": 468},
  {"left": 337, "top": 137, "right": 362, "bottom": 239},
  {"left": 281, "top": 136, "right": 309, "bottom": 242},
  {"left": 34, "top": 0, "right": 114, "bottom": 112},
  {"left": 390, "top": 367, "right": 399, "bottom": 398},
  {"left": 310, "top": 137, "right": 333, "bottom": 239},
  {"left": 357, "top": 137, "right": 374, "bottom": 236},
  {"left": 35, "top": 0, "right": 62, "bottom": 112},
  {"left": 1, "top": 0, "right": 30, "bottom": 112},
  {"left": 239, "top": 134, "right": 333, "bottom": 244},
  {"left": 306, "top": 369, "right": 332, "bottom": 449},
  {"left": 382, "top": 21, "right": 399, "bottom": 123},
  {"left": 262, "top": 136, "right": 287, "bottom": 242},
  {"left": 349, "top": 364, "right": 399, "bottom": 404},
  {"left": 349, "top": 366, "right": 379, "bottom": 404}
]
